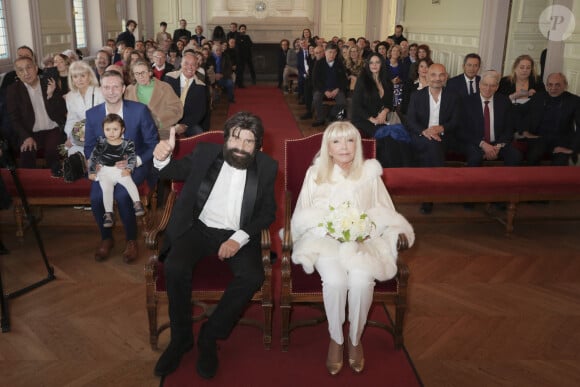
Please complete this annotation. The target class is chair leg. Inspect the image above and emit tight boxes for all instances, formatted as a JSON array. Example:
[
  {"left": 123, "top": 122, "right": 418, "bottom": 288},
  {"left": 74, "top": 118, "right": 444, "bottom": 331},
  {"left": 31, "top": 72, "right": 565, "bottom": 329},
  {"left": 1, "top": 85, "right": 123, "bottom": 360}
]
[
  {"left": 281, "top": 305, "right": 291, "bottom": 351},
  {"left": 262, "top": 301, "right": 273, "bottom": 350},
  {"left": 393, "top": 297, "right": 406, "bottom": 349},
  {"left": 13, "top": 203, "right": 24, "bottom": 239},
  {"left": 147, "top": 295, "right": 159, "bottom": 350}
]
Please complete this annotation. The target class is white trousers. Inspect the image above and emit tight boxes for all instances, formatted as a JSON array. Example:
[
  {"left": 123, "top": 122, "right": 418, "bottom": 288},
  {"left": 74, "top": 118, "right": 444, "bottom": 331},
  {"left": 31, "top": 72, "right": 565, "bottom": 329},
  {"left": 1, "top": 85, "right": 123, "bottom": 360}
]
[
  {"left": 314, "top": 256, "right": 375, "bottom": 346},
  {"left": 97, "top": 166, "right": 141, "bottom": 212}
]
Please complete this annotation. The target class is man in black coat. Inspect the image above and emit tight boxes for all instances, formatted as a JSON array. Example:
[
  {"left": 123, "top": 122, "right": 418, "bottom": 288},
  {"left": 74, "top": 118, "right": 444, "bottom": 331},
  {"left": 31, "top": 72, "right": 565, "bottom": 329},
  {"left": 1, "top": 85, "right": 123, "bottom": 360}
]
[
  {"left": 457, "top": 70, "right": 521, "bottom": 166},
  {"left": 311, "top": 43, "right": 348, "bottom": 127},
  {"left": 152, "top": 112, "right": 277, "bottom": 380},
  {"left": 235, "top": 24, "right": 256, "bottom": 87},
  {"left": 173, "top": 19, "right": 192, "bottom": 44},
  {"left": 521, "top": 72, "right": 580, "bottom": 165},
  {"left": 116, "top": 19, "right": 137, "bottom": 48},
  {"left": 406, "top": 63, "right": 461, "bottom": 214}
]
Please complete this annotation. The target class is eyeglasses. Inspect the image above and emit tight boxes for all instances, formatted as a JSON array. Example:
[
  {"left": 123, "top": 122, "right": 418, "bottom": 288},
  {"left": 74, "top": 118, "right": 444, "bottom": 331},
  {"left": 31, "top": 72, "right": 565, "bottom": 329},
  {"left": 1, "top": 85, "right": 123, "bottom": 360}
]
[{"left": 133, "top": 71, "right": 149, "bottom": 77}]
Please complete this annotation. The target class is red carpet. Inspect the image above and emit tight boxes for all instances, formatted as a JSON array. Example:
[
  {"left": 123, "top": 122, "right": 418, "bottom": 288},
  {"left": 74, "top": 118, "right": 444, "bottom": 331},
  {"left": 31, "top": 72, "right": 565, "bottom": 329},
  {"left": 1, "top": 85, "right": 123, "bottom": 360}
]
[{"left": 161, "top": 86, "right": 422, "bottom": 386}]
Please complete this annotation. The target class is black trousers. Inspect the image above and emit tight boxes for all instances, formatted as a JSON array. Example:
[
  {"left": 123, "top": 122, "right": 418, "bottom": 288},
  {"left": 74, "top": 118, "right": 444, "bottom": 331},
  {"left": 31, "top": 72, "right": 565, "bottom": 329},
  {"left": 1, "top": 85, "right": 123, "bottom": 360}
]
[{"left": 164, "top": 220, "right": 264, "bottom": 342}]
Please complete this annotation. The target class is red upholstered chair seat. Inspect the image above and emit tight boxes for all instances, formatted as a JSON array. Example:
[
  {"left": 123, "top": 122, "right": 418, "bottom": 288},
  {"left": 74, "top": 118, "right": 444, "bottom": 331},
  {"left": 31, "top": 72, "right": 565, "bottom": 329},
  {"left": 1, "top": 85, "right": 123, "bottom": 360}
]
[
  {"left": 145, "top": 131, "right": 273, "bottom": 350},
  {"left": 280, "top": 132, "right": 410, "bottom": 351}
]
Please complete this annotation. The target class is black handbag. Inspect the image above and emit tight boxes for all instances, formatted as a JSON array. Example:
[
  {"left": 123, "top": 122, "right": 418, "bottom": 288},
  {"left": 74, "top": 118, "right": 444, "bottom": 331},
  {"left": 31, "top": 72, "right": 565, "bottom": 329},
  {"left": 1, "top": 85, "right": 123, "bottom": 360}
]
[{"left": 62, "top": 152, "right": 87, "bottom": 183}]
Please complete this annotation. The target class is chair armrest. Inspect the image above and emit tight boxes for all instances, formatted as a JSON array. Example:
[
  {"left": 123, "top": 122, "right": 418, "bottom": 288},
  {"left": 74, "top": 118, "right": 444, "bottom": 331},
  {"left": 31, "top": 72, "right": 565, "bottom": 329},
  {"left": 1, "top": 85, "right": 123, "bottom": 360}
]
[
  {"left": 281, "top": 191, "right": 293, "bottom": 302},
  {"left": 145, "top": 190, "right": 177, "bottom": 250}
]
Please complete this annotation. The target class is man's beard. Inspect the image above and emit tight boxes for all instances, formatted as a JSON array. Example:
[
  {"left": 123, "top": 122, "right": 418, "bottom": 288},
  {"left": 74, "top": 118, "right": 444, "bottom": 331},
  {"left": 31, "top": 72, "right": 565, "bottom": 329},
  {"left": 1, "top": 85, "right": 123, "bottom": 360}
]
[{"left": 223, "top": 145, "right": 255, "bottom": 169}]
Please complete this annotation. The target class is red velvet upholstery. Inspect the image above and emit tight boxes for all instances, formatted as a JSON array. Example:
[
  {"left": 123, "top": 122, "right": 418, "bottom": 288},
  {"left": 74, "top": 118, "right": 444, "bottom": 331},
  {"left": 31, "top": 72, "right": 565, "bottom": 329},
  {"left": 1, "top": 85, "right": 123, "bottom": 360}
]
[
  {"left": 145, "top": 131, "right": 273, "bottom": 350},
  {"left": 281, "top": 132, "right": 409, "bottom": 351}
]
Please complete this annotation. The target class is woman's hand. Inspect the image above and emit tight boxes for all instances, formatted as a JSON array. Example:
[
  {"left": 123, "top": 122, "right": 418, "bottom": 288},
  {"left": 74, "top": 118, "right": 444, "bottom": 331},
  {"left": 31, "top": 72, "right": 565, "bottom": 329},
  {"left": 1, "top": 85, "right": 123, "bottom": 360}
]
[
  {"left": 20, "top": 137, "right": 37, "bottom": 152},
  {"left": 121, "top": 168, "right": 131, "bottom": 177},
  {"left": 88, "top": 173, "right": 97, "bottom": 181},
  {"left": 46, "top": 78, "right": 56, "bottom": 99}
]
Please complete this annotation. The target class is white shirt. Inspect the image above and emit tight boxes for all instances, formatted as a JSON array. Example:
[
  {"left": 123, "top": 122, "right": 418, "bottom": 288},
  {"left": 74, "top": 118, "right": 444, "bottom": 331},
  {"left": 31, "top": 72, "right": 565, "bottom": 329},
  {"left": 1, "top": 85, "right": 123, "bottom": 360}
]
[
  {"left": 153, "top": 157, "right": 250, "bottom": 247},
  {"left": 464, "top": 74, "right": 476, "bottom": 95},
  {"left": 24, "top": 79, "right": 59, "bottom": 132},
  {"left": 428, "top": 88, "right": 442, "bottom": 127}
]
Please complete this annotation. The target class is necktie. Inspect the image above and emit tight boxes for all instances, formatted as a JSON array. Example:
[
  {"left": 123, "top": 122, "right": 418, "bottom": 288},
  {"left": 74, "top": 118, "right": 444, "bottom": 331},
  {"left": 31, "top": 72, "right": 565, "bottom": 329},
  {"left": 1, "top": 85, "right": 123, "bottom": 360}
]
[
  {"left": 483, "top": 100, "right": 491, "bottom": 143},
  {"left": 181, "top": 77, "right": 190, "bottom": 105},
  {"left": 469, "top": 80, "right": 475, "bottom": 95}
]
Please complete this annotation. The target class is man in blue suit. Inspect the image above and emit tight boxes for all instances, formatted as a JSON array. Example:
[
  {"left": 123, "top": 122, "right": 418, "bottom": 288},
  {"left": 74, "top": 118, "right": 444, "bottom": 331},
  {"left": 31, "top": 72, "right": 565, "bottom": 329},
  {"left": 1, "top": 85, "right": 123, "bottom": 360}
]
[
  {"left": 457, "top": 70, "right": 521, "bottom": 167},
  {"left": 446, "top": 53, "right": 481, "bottom": 97},
  {"left": 296, "top": 38, "right": 311, "bottom": 104},
  {"left": 84, "top": 70, "right": 158, "bottom": 263},
  {"left": 407, "top": 63, "right": 461, "bottom": 213}
]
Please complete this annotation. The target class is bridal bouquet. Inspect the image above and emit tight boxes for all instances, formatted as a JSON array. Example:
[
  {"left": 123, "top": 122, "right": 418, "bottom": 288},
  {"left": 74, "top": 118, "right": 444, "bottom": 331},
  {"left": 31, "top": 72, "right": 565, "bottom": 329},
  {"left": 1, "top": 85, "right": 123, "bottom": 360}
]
[
  {"left": 318, "top": 201, "right": 375, "bottom": 243},
  {"left": 71, "top": 119, "right": 86, "bottom": 145}
]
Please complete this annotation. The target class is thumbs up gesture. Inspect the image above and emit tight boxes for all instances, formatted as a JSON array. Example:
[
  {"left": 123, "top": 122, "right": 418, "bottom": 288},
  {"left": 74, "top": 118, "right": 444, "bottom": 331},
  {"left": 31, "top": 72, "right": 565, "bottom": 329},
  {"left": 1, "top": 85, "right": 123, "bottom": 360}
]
[{"left": 153, "top": 125, "right": 177, "bottom": 161}]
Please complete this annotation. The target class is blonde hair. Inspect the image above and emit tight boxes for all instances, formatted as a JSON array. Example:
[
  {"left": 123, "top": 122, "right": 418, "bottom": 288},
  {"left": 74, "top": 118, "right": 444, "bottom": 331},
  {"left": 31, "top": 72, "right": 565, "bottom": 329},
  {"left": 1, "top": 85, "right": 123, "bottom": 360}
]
[
  {"left": 67, "top": 60, "right": 100, "bottom": 92},
  {"left": 314, "top": 121, "right": 364, "bottom": 184},
  {"left": 508, "top": 54, "right": 538, "bottom": 84}
]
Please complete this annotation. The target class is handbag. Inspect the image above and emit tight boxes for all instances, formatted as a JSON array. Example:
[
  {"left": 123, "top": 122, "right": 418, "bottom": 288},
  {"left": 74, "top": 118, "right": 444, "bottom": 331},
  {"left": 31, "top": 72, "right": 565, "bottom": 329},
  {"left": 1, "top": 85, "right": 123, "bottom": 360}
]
[
  {"left": 374, "top": 111, "right": 411, "bottom": 143},
  {"left": 62, "top": 152, "right": 87, "bottom": 183}
]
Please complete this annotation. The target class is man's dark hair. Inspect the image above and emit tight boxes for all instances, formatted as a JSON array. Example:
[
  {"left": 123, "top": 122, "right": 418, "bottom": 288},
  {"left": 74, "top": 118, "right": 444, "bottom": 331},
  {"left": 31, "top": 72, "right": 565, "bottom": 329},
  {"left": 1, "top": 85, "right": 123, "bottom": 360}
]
[
  {"left": 101, "top": 69, "right": 124, "bottom": 82},
  {"left": 325, "top": 42, "right": 338, "bottom": 52},
  {"left": 239, "top": 24, "right": 247, "bottom": 30},
  {"left": 223, "top": 111, "right": 264, "bottom": 150},
  {"left": 160, "top": 21, "right": 167, "bottom": 27},
  {"left": 396, "top": 24, "right": 404, "bottom": 31},
  {"left": 126, "top": 19, "right": 137, "bottom": 28},
  {"left": 463, "top": 53, "right": 481, "bottom": 66}
]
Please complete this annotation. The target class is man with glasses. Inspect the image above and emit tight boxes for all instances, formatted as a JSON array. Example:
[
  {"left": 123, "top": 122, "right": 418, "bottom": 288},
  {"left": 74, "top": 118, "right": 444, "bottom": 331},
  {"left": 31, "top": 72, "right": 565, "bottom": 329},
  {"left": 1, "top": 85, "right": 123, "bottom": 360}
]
[
  {"left": 84, "top": 70, "right": 158, "bottom": 263},
  {"left": 151, "top": 49, "right": 174, "bottom": 80}
]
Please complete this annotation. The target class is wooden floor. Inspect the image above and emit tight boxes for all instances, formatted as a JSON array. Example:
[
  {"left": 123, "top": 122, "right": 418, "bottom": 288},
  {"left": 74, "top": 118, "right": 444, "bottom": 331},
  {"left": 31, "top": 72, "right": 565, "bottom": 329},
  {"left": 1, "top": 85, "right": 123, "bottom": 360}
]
[{"left": 1, "top": 86, "right": 580, "bottom": 386}]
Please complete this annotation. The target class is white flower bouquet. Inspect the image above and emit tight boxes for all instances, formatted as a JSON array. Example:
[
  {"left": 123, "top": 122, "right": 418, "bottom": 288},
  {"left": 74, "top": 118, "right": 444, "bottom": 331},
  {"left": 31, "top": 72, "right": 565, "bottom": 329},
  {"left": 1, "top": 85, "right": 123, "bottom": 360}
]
[
  {"left": 71, "top": 119, "right": 86, "bottom": 145},
  {"left": 318, "top": 201, "right": 375, "bottom": 243}
]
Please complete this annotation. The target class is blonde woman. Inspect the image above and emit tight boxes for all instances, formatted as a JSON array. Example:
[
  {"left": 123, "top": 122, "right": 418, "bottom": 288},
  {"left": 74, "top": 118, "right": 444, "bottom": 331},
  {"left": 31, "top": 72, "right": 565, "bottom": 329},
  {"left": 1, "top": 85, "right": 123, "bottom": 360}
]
[
  {"left": 124, "top": 58, "right": 183, "bottom": 139},
  {"left": 63, "top": 61, "right": 105, "bottom": 155},
  {"left": 291, "top": 121, "right": 414, "bottom": 375}
]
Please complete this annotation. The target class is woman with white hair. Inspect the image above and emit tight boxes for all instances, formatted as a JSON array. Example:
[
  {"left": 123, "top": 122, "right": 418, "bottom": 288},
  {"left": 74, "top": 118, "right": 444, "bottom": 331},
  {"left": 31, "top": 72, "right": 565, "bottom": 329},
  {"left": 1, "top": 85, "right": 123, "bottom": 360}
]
[
  {"left": 62, "top": 60, "right": 104, "bottom": 155},
  {"left": 290, "top": 121, "right": 414, "bottom": 375}
]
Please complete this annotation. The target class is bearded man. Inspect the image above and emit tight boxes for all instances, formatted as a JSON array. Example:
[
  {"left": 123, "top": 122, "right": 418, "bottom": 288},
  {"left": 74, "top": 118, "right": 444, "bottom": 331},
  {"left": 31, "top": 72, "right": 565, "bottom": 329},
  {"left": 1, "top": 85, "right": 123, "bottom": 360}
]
[{"left": 152, "top": 111, "right": 278, "bottom": 379}]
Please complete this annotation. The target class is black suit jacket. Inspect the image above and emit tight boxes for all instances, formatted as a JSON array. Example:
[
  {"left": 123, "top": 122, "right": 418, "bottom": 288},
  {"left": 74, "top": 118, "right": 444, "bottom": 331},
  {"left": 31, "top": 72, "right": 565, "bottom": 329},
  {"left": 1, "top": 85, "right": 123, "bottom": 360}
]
[
  {"left": 446, "top": 74, "right": 481, "bottom": 97},
  {"left": 312, "top": 59, "right": 348, "bottom": 94},
  {"left": 406, "top": 87, "right": 461, "bottom": 137},
  {"left": 163, "top": 74, "right": 209, "bottom": 131},
  {"left": 157, "top": 142, "right": 278, "bottom": 259},
  {"left": 458, "top": 93, "right": 514, "bottom": 147},
  {"left": 527, "top": 91, "right": 580, "bottom": 151},
  {"left": 6, "top": 77, "right": 67, "bottom": 144}
]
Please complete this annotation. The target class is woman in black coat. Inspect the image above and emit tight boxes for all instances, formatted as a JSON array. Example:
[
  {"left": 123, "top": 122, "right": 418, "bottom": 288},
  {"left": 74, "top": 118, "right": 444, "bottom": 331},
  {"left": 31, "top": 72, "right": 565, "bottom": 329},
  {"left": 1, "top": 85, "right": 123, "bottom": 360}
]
[{"left": 351, "top": 53, "right": 412, "bottom": 167}]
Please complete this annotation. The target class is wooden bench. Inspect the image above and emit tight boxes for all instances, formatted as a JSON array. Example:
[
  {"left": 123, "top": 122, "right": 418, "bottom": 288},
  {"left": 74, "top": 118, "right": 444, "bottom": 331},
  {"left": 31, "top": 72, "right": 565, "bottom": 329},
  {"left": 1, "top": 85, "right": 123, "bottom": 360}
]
[
  {"left": 382, "top": 166, "right": 580, "bottom": 235},
  {"left": 0, "top": 168, "right": 155, "bottom": 239}
]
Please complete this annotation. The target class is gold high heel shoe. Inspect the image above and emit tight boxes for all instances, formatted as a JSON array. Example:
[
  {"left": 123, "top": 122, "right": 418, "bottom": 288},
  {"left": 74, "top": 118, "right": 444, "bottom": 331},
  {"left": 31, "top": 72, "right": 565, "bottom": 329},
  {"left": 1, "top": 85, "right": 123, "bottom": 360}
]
[
  {"left": 348, "top": 336, "right": 365, "bottom": 373},
  {"left": 326, "top": 339, "right": 344, "bottom": 375}
]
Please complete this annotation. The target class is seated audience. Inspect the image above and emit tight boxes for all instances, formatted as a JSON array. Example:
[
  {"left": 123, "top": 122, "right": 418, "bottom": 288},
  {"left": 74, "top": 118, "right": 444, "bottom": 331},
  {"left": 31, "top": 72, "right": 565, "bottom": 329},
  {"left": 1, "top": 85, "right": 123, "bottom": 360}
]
[
  {"left": 311, "top": 43, "right": 348, "bottom": 127},
  {"left": 388, "top": 24, "right": 408, "bottom": 45},
  {"left": 352, "top": 53, "right": 412, "bottom": 167},
  {"left": 125, "top": 58, "right": 183, "bottom": 140},
  {"left": 498, "top": 54, "right": 545, "bottom": 134},
  {"left": 94, "top": 50, "right": 111, "bottom": 85},
  {"left": 300, "top": 45, "right": 324, "bottom": 120},
  {"left": 400, "top": 57, "right": 433, "bottom": 115},
  {"left": 521, "top": 72, "right": 580, "bottom": 166},
  {"left": 387, "top": 45, "right": 408, "bottom": 110},
  {"left": 457, "top": 70, "right": 521, "bottom": 167},
  {"left": 283, "top": 39, "right": 300, "bottom": 93},
  {"left": 446, "top": 53, "right": 482, "bottom": 97},
  {"left": 408, "top": 44, "right": 431, "bottom": 81},
  {"left": 290, "top": 121, "right": 414, "bottom": 375},
  {"left": 151, "top": 49, "right": 174, "bottom": 80},
  {"left": 211, "top": 43, "right": 235, "bottom": 103},
  {"left": 277, "top": 39, "right": 290, "bottom": 90}
]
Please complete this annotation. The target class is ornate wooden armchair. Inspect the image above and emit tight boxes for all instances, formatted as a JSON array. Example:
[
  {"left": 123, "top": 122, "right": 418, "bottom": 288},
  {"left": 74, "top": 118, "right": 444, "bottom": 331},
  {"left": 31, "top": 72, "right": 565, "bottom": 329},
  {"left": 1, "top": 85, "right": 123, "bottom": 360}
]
[
  {"left": 280, "top": 132, "right": 410, "bottom": 351},
  {"left": 145, "top": 131, "right": 273, "bottom": 350}
]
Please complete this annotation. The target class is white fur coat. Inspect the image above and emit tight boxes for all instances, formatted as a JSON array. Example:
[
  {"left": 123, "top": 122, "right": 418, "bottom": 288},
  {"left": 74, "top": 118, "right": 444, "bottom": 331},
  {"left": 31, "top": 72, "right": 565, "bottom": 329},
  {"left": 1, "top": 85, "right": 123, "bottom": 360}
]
[{"left": 289, "top": 159, "right": 414, "bottom": 281}]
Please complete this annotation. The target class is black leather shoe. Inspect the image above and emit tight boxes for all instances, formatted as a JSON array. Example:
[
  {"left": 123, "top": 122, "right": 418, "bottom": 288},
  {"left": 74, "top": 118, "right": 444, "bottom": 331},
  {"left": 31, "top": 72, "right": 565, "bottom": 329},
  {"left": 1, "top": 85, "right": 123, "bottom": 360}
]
[
  {"left": 420, "top": 202, "right": 433, "bottom": 214},
  {"left": 196, "top": 327, "right": 218, "bottom": 379},
  {"left": 154, "top": 340, "right": 193, "bottom": 377}
]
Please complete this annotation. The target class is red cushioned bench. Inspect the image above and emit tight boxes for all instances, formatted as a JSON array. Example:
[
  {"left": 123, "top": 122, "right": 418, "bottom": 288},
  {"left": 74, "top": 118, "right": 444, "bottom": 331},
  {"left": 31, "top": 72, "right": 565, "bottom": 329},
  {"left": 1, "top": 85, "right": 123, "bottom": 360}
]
[
  {"left": 0, "top": 168, "right": 154, "bottom": 239},
  {"left": 382, "top": 166, "right": 580, "bottom": 234}
]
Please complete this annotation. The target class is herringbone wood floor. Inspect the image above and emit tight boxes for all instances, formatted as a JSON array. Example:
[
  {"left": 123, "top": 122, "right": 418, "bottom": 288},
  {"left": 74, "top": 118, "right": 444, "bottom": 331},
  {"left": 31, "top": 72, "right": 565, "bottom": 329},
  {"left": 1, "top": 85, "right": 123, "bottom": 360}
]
[{"left": 1, "top": 87, "right": 579, "bottom": 386}]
